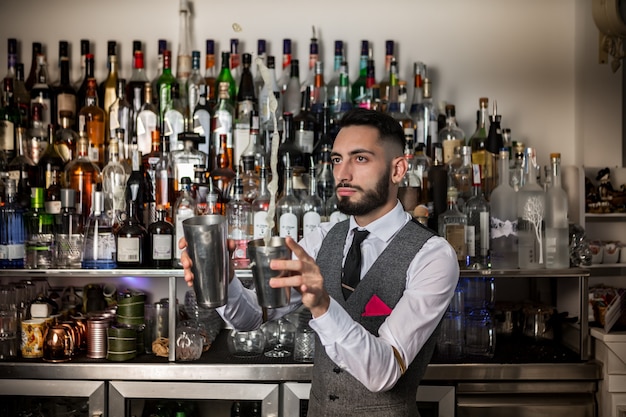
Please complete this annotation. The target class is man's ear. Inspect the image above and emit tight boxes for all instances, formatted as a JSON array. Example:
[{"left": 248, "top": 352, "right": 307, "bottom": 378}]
[{"left": 391, "top": 156, "right": 408, "bottom": 184}]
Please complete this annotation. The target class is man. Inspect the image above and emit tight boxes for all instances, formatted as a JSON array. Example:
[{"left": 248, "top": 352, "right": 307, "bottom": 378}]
[{"left": 181, "top": 108, "right": 459, "bottom": 416}]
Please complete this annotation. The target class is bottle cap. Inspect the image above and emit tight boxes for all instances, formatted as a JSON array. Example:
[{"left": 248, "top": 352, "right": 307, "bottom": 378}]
[{"left": 61, "top": 188, "right": 76, "bottom": 208}]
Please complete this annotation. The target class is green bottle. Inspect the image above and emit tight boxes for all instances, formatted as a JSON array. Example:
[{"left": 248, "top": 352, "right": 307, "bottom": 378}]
[
  {"left": 157, "top": 50, "right": 176, "bottom": 123},
  {"left": 215, "top": 51, "right": 236, "bottom": 106}
]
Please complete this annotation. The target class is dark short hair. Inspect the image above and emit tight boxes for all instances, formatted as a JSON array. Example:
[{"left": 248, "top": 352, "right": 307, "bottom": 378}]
[{"left": 338, "top": 108, "right": 405, "bottom": 156}]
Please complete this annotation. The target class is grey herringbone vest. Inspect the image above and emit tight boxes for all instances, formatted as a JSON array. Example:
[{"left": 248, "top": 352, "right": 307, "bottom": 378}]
[{"left": 307, "top": 219, "right": 439, "bottom": 417}]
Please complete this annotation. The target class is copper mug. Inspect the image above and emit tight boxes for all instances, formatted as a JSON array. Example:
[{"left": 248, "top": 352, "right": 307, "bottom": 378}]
[{"left": 43, "top": 324, "right": 74, "bottom": 362}]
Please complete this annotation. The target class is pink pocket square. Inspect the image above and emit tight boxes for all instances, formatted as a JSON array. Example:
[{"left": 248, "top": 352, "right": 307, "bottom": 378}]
[{"left": 362, "top": 295, "right": 393, "bottom": 317}]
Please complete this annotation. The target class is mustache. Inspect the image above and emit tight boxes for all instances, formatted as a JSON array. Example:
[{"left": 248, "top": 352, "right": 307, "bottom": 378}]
[{"left": 336, "top": 182, "right": 363, "bottom": 191}]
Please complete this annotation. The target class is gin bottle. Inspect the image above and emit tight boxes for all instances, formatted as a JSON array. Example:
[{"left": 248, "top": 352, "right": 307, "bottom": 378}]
[
  {"left": 301, "top": 162, "right": 324, "bottom": 237},
  {"left": 0, "top": 179, "right": 26, "bottom": 268},
  {"left": 544, "top": 153, "right": 569, "bottom": 269},
  {"left": 82, "top": 190, "right": 116, "bottom": 269},
  {"left": 489, "top": 149, "right": 518, "bottom": 269},
  {"left": 252, "top": 164, "right": 271, "bottom": 240},
  {"left": 465, "top": 165, "right": 490, "bottom": 269},
  {"left": 54, "top": 188, "right": 83, "bottom": 269},
  {"left": 277, "top": 160, "right": 302, "bottom": 239},
  {"left": 438, "top": 187, "right": 467, "bottom": 268},
  {"left": 517, "top": 147, "right": 544, "bottom": 269}
]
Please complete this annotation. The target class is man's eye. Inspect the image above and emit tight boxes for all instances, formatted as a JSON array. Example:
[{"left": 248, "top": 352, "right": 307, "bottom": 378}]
[
  {"left": 356, "top": 156, "right": 367, "bottom": 162},
  {"left": 331, "top": 157, "right": 341, "bottom": 164}
]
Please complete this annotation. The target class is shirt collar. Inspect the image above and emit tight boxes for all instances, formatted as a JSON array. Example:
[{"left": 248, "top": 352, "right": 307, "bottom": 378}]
[{"left": 348, "top": 201, "right": 409, "bottom": 243}]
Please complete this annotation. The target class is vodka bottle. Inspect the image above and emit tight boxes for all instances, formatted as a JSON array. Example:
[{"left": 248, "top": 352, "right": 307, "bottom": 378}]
[
  {"left": 517, "top": 147, "right": 544, "bottom": 269},
  {"left": 450, "top": 146, "right": 473, "bottom": 213},
  {"left": 301, "top": 162, "right": 324, "bottom": 237},
  {"left": 252, "top": 164, "right": 271, "bottom": 240},
  {"left": 544, "top": 153, "right": 569, "bottom": 269},
  {"left": 226, "top": 171, "right": 251, "bottom": 269},
  {"left": 438, "top": 187, "right": 467, "bottom": 268},
  {"left": 283, "top": 60, "right": 301, "bottom": 116},
  {"left": 277, "top": 39, "right": 292, "bottom": 96},
  {"left": 169, "top": 132, "right": 207, "bottom": 195},
  {"left": 465, "top": 164, "right": 490, "bottom": 269},
  {"left": 82, "top": 190, "right": 116, "bottom": 269},
  {"left": 102, "top": 137, "right": 127, "bottom": 227},
  {"left": 258, "top": 55, "right": 281, "bottom": 137},
  {"left": 277, "top": 160, "right": 302, "bottom": 239},
  {"left": 490, "top": 150, "right": 518, "bottom": 269}
]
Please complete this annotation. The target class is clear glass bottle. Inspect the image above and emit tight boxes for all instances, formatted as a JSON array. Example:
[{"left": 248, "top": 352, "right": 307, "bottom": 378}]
[
  {"left": 283, "top": 59, "right": 301, "bottom": 116},
  {"left": 254, "top": 39, "right": 267, "bottom": 99},
  {"left": 99, "top": 41, "right": 119, "bottom": 140},
  {"left": 169, "top": 132, "right": 207, "bottom": 196},
  {"left": 489, "top": 149, "right": 518, "bottom": 269},
  {"left": 150, "top": 39, "right": 167, "bottom": 104},
  {"left": 14, "top": 64, "right": 31, "bottom": 126},
  {"left": 173, "top": 176, "right": 196, "bottom": 266},
  {"left": 226, "top": 171, "right": 251, "bottom": 269},
  {"left": 176, "top": 0, "right": 193, "bottom": 98},
  {"left": 310, "top": 60, "right": 327, "bottom": 114},
  {"left": 509, "top": 145, "right": 525, "bottom": 192},
  {"left": 315, "top": 141, "right": 335, "bottom": 208},
  {"left": 37, "top": 124, "right": 64, "bottom": 190},
  {"left": 438, "top": 104, "right": 465, "bottom": 166},
  {"left": 1, "top": 78, "right": 21, "bottom": 163},
  {"left": 108, "top": 78, "right": 133, "bottom": 152},
  {"left": 418, "top": 78, "right": 439, "bottom": 161},
  {"left": 54, "top": 111, "right": 77, "bottom": 165},
  {"left": 378, "top": 40, "right": 395, "bottom": 112},
  {"left": 438, "top": 187, "right": 467, "bottom": 268},
  {"left": 0, "top": 178, "right": 26, "bottom": 268},
  {"left": 399, "top": 135, "right": 421, "bottom": 214},
  {"left": 187, "top": 50, "right": 206, "bottom": 132},
  {"left": 29, "top": 52, "right": 52, "bottom": 127},
  {"left": 102, "top": 137, "right": 127, "bottom": 227},
  {"left": 53, "top": 41, "right": 77, "bottom": 127},
  {"left": 450, "top": 146, "right": 473, "bottom": 213},
  {"left": 465, "top": 164, "right": 490, "bottom": 269},
  {"left": 277, "top": 160, "right": 302, "bottom": 239},
  {"left": 408, "top": 61, "right": 425, "bottom": 127},
  {"left": 136, "top": 82, "right": 159, "bottom": 157},
  {"left": 517, "top": 147, "right": 545, "bottom": 269},
  {"left": 544, "top": 152, "right": 569, "bottom": 269},
  {"left": 82, "top": 190, "right": 116, "bottom": 269},
  {"left": 210, "top": 81, "right": 235, "bottom": 171},
  {"left": 191, "top": 61, "right": 213, "bottom": 157},
  {"left": 25, "top": 187, "right": 54, "bottom": 269},
  {"left": 241, "top": 111, "right": 266, "bottom": 173},
  {"left": 54, "top": 188, "right": 83, "bottom": 269},
  {"left": 233, "top": 53, "right": 256, "bottom": 168},
  {"left": 240, "top": 154, "right": 260, "bottom": 203},
  {"left": 294, "top": 86, "right": 316, "bottom": 166},
  {"left": 148, "top": 205, "right": 174, "bottom": 269},
  {"left": 229, "top": 38, "right": 241, "bottom": 89},
  {"left": 163, "top": 82, "right": 185, "bottom": 153},
  {"left": 277, "top": 39, "right": 292, "bottom": 96},
  {"left": 8, "top": 127, "right": 36, "bottom": 210},
  {"left": 301, "top": 163, "right": 324, "bottom": 237},
  {"left": 116, "top": 185, "right": 148, "bottom": 268},
  {"left": 204, "top": 40, "right": 217, "bottom": 107},
  {"left": 258, "top": 55, "right": 282, "bottom": 141},
  {"left": 326, "top": 40, "right": 345, "bottom": 116},
  {"left": 26, "top": 102, "right": 47, "bottom": 166},
  {"left": 252, "top": 164, "right": 272, "bottom": 240}
]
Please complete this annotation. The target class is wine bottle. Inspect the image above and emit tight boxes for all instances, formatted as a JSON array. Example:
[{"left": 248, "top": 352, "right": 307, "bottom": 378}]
[
  {"left": 99, "top": 41, "right": 119, "bottom": 140},
  {"left": 54, "top": 41, "right": 77, "bottom": 126}
]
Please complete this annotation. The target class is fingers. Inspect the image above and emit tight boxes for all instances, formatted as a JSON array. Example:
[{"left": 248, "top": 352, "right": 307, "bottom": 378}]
[
  {"left": 284, "top": 236, "right": 313, "bottom": 262},
  {"left": 178, "top": 237, "right": 187, "bottom": 250}
]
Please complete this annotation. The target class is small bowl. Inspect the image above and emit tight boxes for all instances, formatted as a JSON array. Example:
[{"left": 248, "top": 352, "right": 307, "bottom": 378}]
[
  {"left": 604, "top": 242, "right": 620, "bottom": 264},
  {"left": 227, "top": 329, "right": 266, "bottom": 358}
]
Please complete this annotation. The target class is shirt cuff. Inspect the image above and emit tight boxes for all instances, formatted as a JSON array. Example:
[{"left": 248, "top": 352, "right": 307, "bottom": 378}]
[{"left": 309, "top": 297, "right": 354, "bottom": 346}]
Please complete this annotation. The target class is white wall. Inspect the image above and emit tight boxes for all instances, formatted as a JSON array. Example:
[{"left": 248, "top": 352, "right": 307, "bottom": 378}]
[{"left": 0, "top": 0, "right": 621, "bottom": 170}]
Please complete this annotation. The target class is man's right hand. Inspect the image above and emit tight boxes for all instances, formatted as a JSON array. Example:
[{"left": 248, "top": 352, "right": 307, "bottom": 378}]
[{"left": 178, "top": 236, "right": 237, "bottom": 288}]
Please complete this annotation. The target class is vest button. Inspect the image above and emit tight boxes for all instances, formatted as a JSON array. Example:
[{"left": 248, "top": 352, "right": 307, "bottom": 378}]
[
  {"left": 333, "top": 367, "right": 342, "bottom": 373},
  {"left": 329, "top": 394, "right": 339, "bottom": 401}
]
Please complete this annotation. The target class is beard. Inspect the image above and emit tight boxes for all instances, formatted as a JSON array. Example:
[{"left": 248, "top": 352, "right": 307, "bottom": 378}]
[{"left": 336, "top": 170, "right": 391, "bottom": 216}]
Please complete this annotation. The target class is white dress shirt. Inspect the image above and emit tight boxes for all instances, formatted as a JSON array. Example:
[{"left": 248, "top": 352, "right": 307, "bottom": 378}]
[{"left": 217, "top": 201, "right": 459, "bottom": 392}]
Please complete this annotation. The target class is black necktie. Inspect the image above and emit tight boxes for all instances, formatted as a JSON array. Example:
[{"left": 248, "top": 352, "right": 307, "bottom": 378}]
[{"left": 342, "top": 229, "right": 370, "bottom": 300}]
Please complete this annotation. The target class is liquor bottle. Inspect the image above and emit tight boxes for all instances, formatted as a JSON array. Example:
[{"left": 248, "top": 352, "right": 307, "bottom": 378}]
[
  {"left": 300, "top": 29, "right": 319, "bottom": 100},
  {"left": 408, "top": 62, "right": 425, "bottom": 126},
  {"left": 419, "top": 78, "right": 438, "bottom": 161},
  {"left": 197, "top": 171, "right": 224, "bottom": 216},
  {"left": 24, "top": 187, "right": 54, "bottom": 269},
  {"left": 254, "top": 39, "right": 267, "bottom": 99},
  {"left": 37, "top": 123, "right": 64, "bottom": 190},
  {"left": 0, "top": 178, "right": 26, "bottom": 268},
  {"left": 148, "top": 205, "right": 174, "bottom": 268},
  {"left": 544, "top": 153, "right": 569, "bottom": 269},
  {"left": 226, "top": 171, "right": 251, "bottom": 269},
  {"left": 30, "top": 52, "right": 53, "bottom": 127},
  {"left": 143, "top": 130, "right": 164, "bottom": 225},
  {"left": 428, "top": 155, "right": 448, "bottom": 237},
  {"left": 125, "top": 147, "right": 147, "bottom": 227},
  {"left": 326, "top": 193, "right": 348, "bottom": 224},
  {"left": 240, "top": 154, "right": 260, "bottom": 203},
  {"left": 413, "top": 142, "right": 431, "bottom": 206},
  {"left": 449, "top": 146, "right": 473, "bottom": 213},
  {"left": 468, "top": 97, "right": 489, "bottom": 194},
  {"left": 439, "top": 104, "right": 465, "bottom": 166},
  {"left": 277, "top": 39, "right": 292, "bottom": 95},
  {"left": 277, "top": 159, "right": 302, "bottom": 239},
  {"left": 310, "top": 61, "right": 327, "bottom": 114},
  {"left": 509, "top": 145, "right": 525, "bottom": 192},
  {"left": 386, "top": 58, "right": 413, "bottom": 138},
  {"left": 14, "top": 64, "right": 31, "bottom": 126},
  {"left": 252, "top": 164, "right": 272, "bottom": 239},
  {"left": 176, "top": 0, "right": 193, "bottom": 97},
  {"left": 163, "top": 82, "right": 185, "bottom": 152},
  {"left": 151, "top": 39, "right": 167, "bottom": 105},
  {"left": 126, "top": 45, "right": 150, "bottom": 118},
  {"left": 210, "top": 82, "right": 234, "bottom": 171},
  {"left": 63, "top": 135, "right": 102, "bottom": 218},
  {"left": 258, "top": 55, "right": 281, "bottom": 136},
  {"left": 45, "top": 168, "right": 62, "bottom": 218},
  {"left": 465, "top": 164, "right": 490, "bottom": 269},
  {"left": 81, "top": 189, "right": 116, "bottom": 269},
  {"left": 99, "top": 41, "right": 119, "bottom": 140},
  {"left": 54, "top": 41, "right": 77, "bottom": 125},
  {"left": 351, "top": 40, "right": 370, "bottom": 105},
  {"left": 277, "top": 113, "right": 304, "bottom": 196},
  {"left": 78, "top": 78, "right": 106, "bottom": 169},
  {"left": 215, "top": 52, "right": 236, "bottom": 107},
  {"left": 26, "top": 102, "right": 47, "bottom": 166},
  {"left": 241, "top": 111, "right": 266, "bottom": 173},
  {"left": 211, "top": 133, "right": 236, "bottom": 197},
  {"left": 204, "top": 40, "right": 218, "bottom": 107},
  {"left": 109, "top": 78, "right": 133, "bottom": 160},
  {"left": 157, "top": 50, "right": 176, "bottom": 125},
  {"left": 234, "top": 53, "right": 256, "bottom": 167},
  {"left": 169, "top": 132, "right": 207, "bottom": 195},
  {"left": 398, "top": 135, "right": 421, "bottom": 213},
  {"left": 333, "top": 59, "right": 352, "bottom": 121},
  {"left": 356, "top": 58, "right": 376, "bottom": 111},
  {"left": 25, "top": 42, "right": 43, "bottom": 92},
  {"left": 136, "top": 82, "right": 159, "bottom": 157},
  {"left": 326, "top": 40, "right": 344, "bottom": 116},
  {"left": 484, "top": 101, "right": 504, "bottom": 198},
  {"left": 76, "top": 53, "right": 98, "bottom": 119},
  {"left": 229, "top": 39, "right": 241, "bottom": 89},
  {"left": 0, "top": 78, "right": 21, "bottom": 163},
  {"left": 301, "top": 162, "right": 324, "bottom": 237},
  {"left": 155, "top": 136, "right": 172, "bottom": 218},
  {"left": 378, "top": 40, "right": 395, "bottom": 111},
  {"left": 490, "top": 149, "right": 518, "bottom": 269},
  {"left": 3, "top": 38, "right": 17, "bottom": 83},
  {"left": 187, "top": 50, "right": 206, "bottom": 130},
  {"left": 283, "top": 59, "right": 301, "bottom": 116},
  {"left": 315, "top": 138, "right": 335, "bottom": 206},
  {"left": 54, "top": 188, "right": 83, "bottom": 269},
  {"left": 102, "top": 138, "right": 128, "bottom": 227},
  {"left": 294, "top": 87, "right": 316, "bottom": 166},
  {"left": 438, "top": 187, "right": 467, "bottom": 267},
  {"left": 8, "top": 127, "right": 36, "bottom": 209},
  {"left": 517, "top": 147, "right": 544, "bottom": 269},
  {"left": 116, "top": 184, "right": 148, "bottom": 268},
  {"left": 74, "top": 40, "right": 90, "bottom": 91},
  {"left": 173, "top": 176, "right": 195, "bottom": 266}
]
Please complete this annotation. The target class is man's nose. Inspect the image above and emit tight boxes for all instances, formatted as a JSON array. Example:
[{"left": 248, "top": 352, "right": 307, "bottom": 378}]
[{"left": 333, "top": 161, "right": 351, "bottom": 184}]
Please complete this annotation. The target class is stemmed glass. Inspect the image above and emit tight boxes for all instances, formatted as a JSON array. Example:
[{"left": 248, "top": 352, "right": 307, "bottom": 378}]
[{"left": 262, "top": 317, "right": 295, "bottom": 358}]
